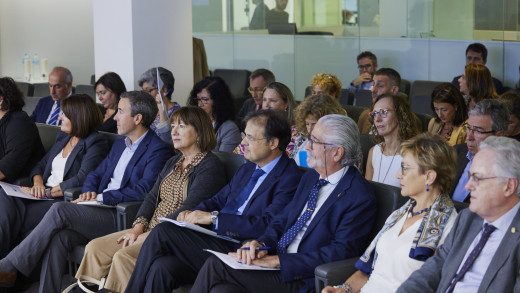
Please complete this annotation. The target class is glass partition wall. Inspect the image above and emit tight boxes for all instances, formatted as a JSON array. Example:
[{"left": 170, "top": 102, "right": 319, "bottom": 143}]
[{"left": 193, "top": 0, "right": 519, "bottom": 100}]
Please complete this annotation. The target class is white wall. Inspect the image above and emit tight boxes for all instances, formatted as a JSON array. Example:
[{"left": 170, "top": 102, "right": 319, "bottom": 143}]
[{"left": 0, "top": 0, "right": 94, "bottom": 84}]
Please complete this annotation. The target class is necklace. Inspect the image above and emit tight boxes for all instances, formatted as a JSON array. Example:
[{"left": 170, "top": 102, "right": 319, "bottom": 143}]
[
  {"left": 437, "top": 123, "right": 453, "bottom": 142},
  {"left": 69, "top": 138, "right": 78, "bottom": 147},
  {"left": 377, "top": 144, "right": 398, "bottom": 183},
  {"left": 407, "top": 201, "right": 431, "bottom": 218}
]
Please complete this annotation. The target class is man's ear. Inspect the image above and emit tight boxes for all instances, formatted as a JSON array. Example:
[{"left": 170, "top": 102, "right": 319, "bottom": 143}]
[
  {"left": 269, "top": 137, "right": 280, "bottom": 151},
  {"left": 133, "top": 113, "right": 143, "bottom": 126}
]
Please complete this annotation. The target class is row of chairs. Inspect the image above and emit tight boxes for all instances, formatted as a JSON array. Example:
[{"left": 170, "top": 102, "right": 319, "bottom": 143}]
[{"left": 15, "top": 82, "right": 96, "bottom": 99}]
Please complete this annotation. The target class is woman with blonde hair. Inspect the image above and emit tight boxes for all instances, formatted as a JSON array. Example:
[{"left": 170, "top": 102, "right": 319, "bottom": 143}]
[
  {"left": 323, "top": 133, "right": 457, "bottom": 293},
  {"left": 310, "top": 73, "right": 342, "bottom": 101}
]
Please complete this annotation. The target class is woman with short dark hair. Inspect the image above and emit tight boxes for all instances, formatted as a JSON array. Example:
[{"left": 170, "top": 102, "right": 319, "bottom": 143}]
[
  {"left": 0, "top": 94, "right": 109, "bottom": 259},
  {"left": 95, "top": 72, "right": 127, "bottom": 133}
]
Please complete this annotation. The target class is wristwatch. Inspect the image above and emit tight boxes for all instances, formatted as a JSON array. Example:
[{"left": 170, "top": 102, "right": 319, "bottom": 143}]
[{"left": 210, "top": 211, "right": 219, "bottom": 225}]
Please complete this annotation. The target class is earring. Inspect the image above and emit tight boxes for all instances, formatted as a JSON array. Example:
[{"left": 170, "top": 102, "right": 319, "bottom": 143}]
[{"left": 426, "top": 183, "right": 429, "bottom": 192}]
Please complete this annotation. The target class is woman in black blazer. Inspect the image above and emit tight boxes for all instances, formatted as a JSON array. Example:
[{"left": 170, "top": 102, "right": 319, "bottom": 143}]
[{"left": 0, "top": 94, "right": 109, "bottom": 258}]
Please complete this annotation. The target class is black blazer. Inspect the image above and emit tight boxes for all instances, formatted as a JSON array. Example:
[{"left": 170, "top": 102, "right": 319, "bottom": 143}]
[
  {"left": 450, "top": 143, "right": 470, "bottom": 201},
  {"left": 29, "top": 131, "right": 109, "bottom": 192}
]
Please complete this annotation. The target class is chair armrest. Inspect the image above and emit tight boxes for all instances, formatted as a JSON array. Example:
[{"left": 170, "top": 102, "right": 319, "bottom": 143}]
[
  {"left": 315, "top": 257, "right": 358, "bottom": 292},
  {"left": 116, "top": 201, "right": 143, "bottom": 231},
  {"left": 63, "top": 187, "right": 83, "bottom": 202}
]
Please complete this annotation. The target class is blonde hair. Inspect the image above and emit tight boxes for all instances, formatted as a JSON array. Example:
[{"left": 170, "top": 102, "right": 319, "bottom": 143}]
[{"left": 310, "top": 73, "right": 342, "bottom": 100}]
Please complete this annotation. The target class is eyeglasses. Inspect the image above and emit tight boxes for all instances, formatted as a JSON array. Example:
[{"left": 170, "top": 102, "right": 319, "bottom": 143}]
[
  {"left": 400, "top": 164, "right": 418, "bottom": 175},
  {"left": 241, "top": 132, "right": 267, "bottom": 143},
  {"left": 248, "top": 87, "right": 266, "bottom": 94},
  {"left": 193, "top": 97, "right": 211, "bottom": 104},
  {"left": 307, "top": 135, "right": 334, "bottom": 150},
  {"left": 467, "top": 171, "right": 507, "bottom": 186},
  {"left": 358, "top": 64, "right": 373, "bottom": 70},
  {"left": 370, "top": 108, "right": 395, "bottom": 119},
  {"left": 466, "top": 124, "right": 495, "bottom": 137},
  {"left": 143, "top": 87, "right": 158, "bottom": 95}
]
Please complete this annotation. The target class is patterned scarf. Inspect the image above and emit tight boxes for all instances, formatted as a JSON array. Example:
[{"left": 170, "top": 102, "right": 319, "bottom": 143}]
[{"left": 356, "top": 194, "right": 454, "bottom": 275}]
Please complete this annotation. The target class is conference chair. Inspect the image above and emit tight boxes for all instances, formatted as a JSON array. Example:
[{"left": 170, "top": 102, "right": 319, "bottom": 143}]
[{"left": 213, "top": 69, "right": 251, "bottom": 100}]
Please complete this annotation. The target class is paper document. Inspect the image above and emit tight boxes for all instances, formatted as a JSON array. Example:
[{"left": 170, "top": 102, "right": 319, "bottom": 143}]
[
  {"left": 158, "top": 217, "right": 240, "bottom": 243},
  {"left": 0, "top": 182, "right": 52, "bottom": 200},
  {"left": 203, "top": 249, "right": 280, "bottom": 271},
  {"left": 77, "top": 200, "right": 115, "bottom": 208}
]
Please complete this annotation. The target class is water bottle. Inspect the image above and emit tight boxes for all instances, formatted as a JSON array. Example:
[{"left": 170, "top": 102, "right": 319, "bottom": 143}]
[
  {"left": 23, "top": 53, "right": 31, "bottom": 81},
  {"left": 32, "top": 53, "right": 41, "bottom": 82}
]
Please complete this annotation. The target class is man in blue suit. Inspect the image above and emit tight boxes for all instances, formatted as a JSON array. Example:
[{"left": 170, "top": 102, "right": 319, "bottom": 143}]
[
  {"left": 30, "top": 66, "right": 73, "bottom": 125},
  {"left": 125, "top": 110, "right": 302, "bottom": 292},
  {"left": 191, "top": 114, "right": 376, "bottom": 293},
  {"left": 0, "top": 91, "right": 173, "bottom": 291}
]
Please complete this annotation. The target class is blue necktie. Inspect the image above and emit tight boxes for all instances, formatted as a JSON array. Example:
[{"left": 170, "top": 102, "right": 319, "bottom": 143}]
[
  {"left": 220, "top": 169, "right": 265, "bottom": 214},
  {"left": 446, "top": 223, "right": 497, "bottom": 293},
  {"left": 276, "top": 179, "right": 328, "bottom": 254},
  {"left": 48, "top": 101, "right": 61, "bottom": 126}
]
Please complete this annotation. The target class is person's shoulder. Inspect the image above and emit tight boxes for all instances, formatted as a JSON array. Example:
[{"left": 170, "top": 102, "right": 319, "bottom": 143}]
[
  {"left": 37, "top": 96, "right": 53, "bottom": 104},
  {"left": 453, "top": 143, "right": 468, "bottom": 153},
  {"left": 9, "top": 110, "right": 36, "bottom": 125}
]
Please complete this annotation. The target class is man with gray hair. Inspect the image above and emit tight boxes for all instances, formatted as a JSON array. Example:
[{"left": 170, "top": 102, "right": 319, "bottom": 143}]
[
  {"left": 191, "top": 114, "right": 376, "bottom": 292},
  {"left": 451, "top": 99, "right": 509, "bottom": 202},
  {"left": 30, "top": 66, "right": 73, "bottom": 125},
  {"left": 398, "top": 136, "right": 520, "bottom": 292}
]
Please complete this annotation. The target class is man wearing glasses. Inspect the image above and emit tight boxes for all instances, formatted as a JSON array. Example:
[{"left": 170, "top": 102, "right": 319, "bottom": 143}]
[
  {"left": 125, "top": 110, "right": 302, "bottom": 292},
  {"left": 398, "top": 136, "right": 520, "bottom": 292},
  {"left": 451, "top": 99, "right": 509, "bottom": 202},
  {"left": 348, "top": 51, "right": 378, "bottom": 95},
  {"left": 237, "top": 69, "right": 276, "bottom": 130},
  {"left": 190, "top": 114, "right": 375, "bottom": 293}
]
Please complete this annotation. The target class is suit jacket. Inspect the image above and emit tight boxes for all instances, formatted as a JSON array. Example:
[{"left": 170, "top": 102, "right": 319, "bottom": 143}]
[
  {"left": 257, "top": 167, "right": 376, "bottom": 292},
  {"left": 135, "top": 152, "right": 228, "bottom": 222},
  {"left": 81, "top": 131, "right": 174, "bottom": 205},
  {"left": 0, "top": 110, "right": 45, "bottom": 182},
  {"left": 214, "top": 120, "right": 241, "bottom": 152},
  {"left": 450, "top": 143, "right": 470, "bottom": 200},
  {"left": 30, "top": 96, "right": 54, "bottom": 123},
  {"left": 29, "top": 131, "right": 109, "bottom": 192},
  {"left": 397, "top": 208, "right": 520, "bottom": 293},
  {"left": 194, "top": 153, "right": 302, "bottom": 240},
  {"left": 452, "top": 75, "right": 506, "bottom": 95}
]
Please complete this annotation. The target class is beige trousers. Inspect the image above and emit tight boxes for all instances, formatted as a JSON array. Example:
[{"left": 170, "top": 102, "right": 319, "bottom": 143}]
[{"left": 75, "top": 229, "right": 143, "bottom": 293}]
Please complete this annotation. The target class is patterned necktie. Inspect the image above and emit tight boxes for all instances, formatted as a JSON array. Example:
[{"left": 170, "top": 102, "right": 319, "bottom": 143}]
[
  {"left": 446, "top": 223, "right": 497, "bottom": 293},
  {"left": 276, "top": 179, "right": 328, "bottom": 254},
  {"left": 48, "top": 101, "right": 61, "bottom": 126},
  {"left": 220, "top": 169, "right": 265, "bottom": 214}
]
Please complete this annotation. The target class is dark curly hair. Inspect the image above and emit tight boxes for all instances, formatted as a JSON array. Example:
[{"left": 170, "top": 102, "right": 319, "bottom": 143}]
[
  {"left": 187, "top": 76, "right": 236, "bottom": 131},
  {"left": 370, "top": 93, "right": 420, "bottom": 144},
  {"left": 0, "top": 77, "right": 25, "bottom": 111}
]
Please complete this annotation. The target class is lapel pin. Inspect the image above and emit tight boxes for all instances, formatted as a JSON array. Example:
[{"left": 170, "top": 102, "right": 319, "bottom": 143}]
[{"left": 511, "top": 227, "right": 516, "bottom": 233}]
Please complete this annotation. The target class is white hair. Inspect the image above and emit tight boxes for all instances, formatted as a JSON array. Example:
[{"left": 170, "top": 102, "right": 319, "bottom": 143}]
[
  {"left": 318, "top": 114, "right": 361, "bottom": 167},
  {"left": 479, "top": 136, "right": 520, "bottom": 195}
]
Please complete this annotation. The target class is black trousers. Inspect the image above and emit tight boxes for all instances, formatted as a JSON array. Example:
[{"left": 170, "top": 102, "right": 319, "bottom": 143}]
[
  {"left": 189, "top": 254, "right": 305, "bottom": 293},
  {"left": 125, "top": 222, "right": 236, "bottom": 293}
]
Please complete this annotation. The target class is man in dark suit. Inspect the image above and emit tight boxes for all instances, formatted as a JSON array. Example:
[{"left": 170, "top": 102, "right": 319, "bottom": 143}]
[
  {"left": 451, "top": 99, "right": 509, "bottom": 202},
  {"left": 398, "top": 136, "right": 520, "bottom": 292},
  {"left": 236, "top": 69, "right": 275, "bottom": 130},
  {"left": 30, "top": 66, "right": 73, "bottom": 125},
  {"left": 124, "top": 110, "right": 302, "bottom": 292},
  {"left": 249, "top": 0, "right": 269, "bottom": 29},
  {"left": 191, "top": 114, "right": 376, "bottom": 293},
  {"left": 451, "top": 43, "right": 507, "bottom": 94},
  {"left": 0, "top": 91, "right": 173, "bottom": 291}
]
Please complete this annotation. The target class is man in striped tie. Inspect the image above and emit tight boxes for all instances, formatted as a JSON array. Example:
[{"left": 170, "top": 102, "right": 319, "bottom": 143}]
[
  {"left": 398, "top": 136, "right": 520, "bottom": 293},
  {"left": 30, "top": 66, "right": 73, "bottom": 125},
  {"left": 191, "top": 114, "right": 376, "bottom": 293}
]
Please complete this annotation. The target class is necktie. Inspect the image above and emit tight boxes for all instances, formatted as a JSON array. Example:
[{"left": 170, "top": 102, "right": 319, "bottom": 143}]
[
  {"left": 276, "top": 179, "right": 328, "bottom": 254},
  {"left": 446, "top": 223, "right": 497, "bottom": 293},
  {"left": 220, "top": 169, "right": 265, "bottom": 214},
  {"left": 48, "top": 101, "right": 61, "bottom": 126}
]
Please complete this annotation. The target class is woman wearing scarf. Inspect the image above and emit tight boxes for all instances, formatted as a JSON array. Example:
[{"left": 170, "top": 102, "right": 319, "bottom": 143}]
[{"left": 323, "top": 133, "right": 458, "bottom": 293}]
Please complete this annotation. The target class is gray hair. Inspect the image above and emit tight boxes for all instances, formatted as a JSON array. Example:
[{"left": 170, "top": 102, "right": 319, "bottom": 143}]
[
  {"left": 479, "top": 136, "right": 520, "bottom": 195},
  {"left": 51, "top": 66, "right": 73, "bottom": 84},
  {"left": 468, "top": 99, "right": 509, "bottom": 133},
  {"left": 120, "top": 91, "right": 158, "bottom": 129},
  {"left": 137, "top": 67, "right": 175, "bottom": 99},
  {"left": 319, "top": 114, "right": 362, "bottom": 167}
]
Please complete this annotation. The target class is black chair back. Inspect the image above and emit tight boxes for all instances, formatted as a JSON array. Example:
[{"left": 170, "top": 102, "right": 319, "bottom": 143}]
[
  {"left": 344, "top": 105, "right": 368, "bottom": 124},
  {"left": 36, "top": 123, "right": 61, "bottom": 153},
  {"left": 353, "top": 90, "right": 372, "bottom": 107},
  {"left": 212, "top": 151, "right": 247, "bottom": 182},
  {"left": 213, "top": 69, "right": 251, "bottom": 99}
]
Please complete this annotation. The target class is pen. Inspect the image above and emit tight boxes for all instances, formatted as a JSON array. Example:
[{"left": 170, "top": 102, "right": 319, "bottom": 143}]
[{"left": 241, "top": 247, "right": 270, "bottom": 251}]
